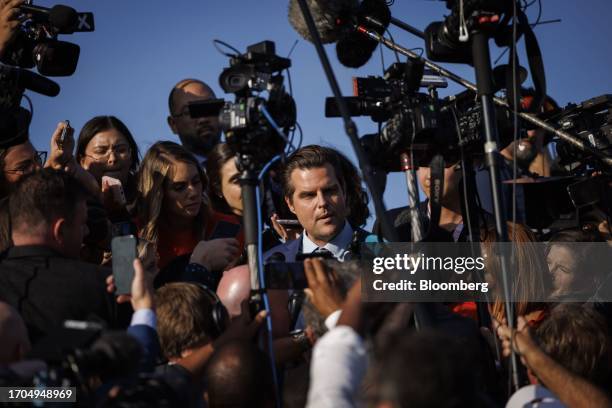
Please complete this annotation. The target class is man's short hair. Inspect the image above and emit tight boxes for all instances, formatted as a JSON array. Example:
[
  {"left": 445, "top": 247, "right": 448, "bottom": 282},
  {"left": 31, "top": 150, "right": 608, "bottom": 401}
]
[
  {"left": 8, "top": 169, "right": 88, "bottom": 232},
  {"left": 281, "top": 145, "right": 370, "bottom": 227},
  {"left": 375, "top": 330, "right": 481, "bottom": 407},
  {"left": 167, "top": 79, "right": 214, "bottom": 116},
  {"left": 205, "top": 340, "right": 274, "bottom": 408},
  {"left": 302, "top": 260, "right": 360, "bottom": 338},
  {"left": 155, "top": 282, "right": 218, "bottom": 360},
  {"left": 282, "top": 145, "right": 344, "bottom": 200},
  {"left": 535, "top": 304, "right": 612, "bottom": 390}
]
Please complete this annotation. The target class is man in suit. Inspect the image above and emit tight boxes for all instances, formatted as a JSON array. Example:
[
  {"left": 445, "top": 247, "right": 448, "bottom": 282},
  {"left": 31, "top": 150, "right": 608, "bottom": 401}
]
[
  {"left": 265, "top": 145, "right": 370, "bottom": 263},
  {"left": 0, "top": 169, "right": 118, "bottom": 344}
]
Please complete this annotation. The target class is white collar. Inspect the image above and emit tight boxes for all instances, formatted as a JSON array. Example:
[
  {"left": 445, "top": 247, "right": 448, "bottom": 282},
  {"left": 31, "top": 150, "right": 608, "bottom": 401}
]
[{"left": 301, "top": 222, "right": 354, "bottom": 260}]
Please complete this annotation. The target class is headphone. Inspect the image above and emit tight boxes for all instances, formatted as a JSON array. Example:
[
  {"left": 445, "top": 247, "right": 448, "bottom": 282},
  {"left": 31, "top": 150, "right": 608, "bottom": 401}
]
[{"left": 194, "top": 283, "right": 229, "bottom": 339}]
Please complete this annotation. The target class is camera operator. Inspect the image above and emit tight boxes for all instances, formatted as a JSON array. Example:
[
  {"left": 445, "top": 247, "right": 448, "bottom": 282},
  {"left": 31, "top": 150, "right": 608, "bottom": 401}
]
[
  {"left": 0, "top": 0, "right": 24, "bottom": 59},
  {"left": 476, "top": 91, "right": 560, "bottom": 223},
  {"left": 380, "top": 160, "right": 493, "bottom": 243},
  {"left": 265, "top": 145, "right": 371, "bottom": 262},
  {"left": 0, "top": 169, "right": 119, "bottom": 344},
  {"left": 167, "top": 78, "right": 222, "bottom": 164}
]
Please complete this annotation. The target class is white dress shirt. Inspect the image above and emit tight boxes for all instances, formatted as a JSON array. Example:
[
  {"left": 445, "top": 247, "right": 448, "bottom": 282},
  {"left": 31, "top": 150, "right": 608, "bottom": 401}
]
[{"left": 301, "top": 221, "right": 354, "bottom": 261}]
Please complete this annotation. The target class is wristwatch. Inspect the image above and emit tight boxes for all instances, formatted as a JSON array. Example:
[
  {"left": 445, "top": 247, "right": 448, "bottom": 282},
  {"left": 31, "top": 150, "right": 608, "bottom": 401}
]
[{"left": 290, "top": 329, "right": 311, "bottom": 353}]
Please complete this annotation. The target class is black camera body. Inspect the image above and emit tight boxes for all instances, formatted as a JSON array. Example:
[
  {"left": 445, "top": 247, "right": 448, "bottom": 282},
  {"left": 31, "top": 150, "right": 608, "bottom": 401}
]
[
  {"left": 425, "top": 0, "right": 512, "bottom": 63},
  {"left": 189, "top": 41, "right": 296, "bottom": 162},
  {"left": 552, "top": 94, "right": 612, "bottom": 170},
  {"left": 1, "top": 3, "right": 94, "bottom": 76},
  {"left": 327, "top": 59, "right": 515, "bottom": 171}
]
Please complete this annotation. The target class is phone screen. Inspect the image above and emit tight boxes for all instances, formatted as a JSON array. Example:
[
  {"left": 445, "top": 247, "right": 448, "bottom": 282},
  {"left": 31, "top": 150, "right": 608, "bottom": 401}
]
[
  {"left": 111, "top": 235, "right": 137, "bottom": 295},
  {"left": 209, "top": 220, "right": 242, "bottom": 240},
  {"left": 264, "top": 262, "right": 308, "bottom": 290}
]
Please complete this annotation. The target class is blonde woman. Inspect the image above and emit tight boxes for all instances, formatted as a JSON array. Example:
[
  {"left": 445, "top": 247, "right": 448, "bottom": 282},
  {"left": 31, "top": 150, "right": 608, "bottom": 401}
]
[
  {"left": 482, "top": 222, "right": 552, "bottom": 327},
  {"left": 136, "top": 141, "right": 239, "bottom": 287}
]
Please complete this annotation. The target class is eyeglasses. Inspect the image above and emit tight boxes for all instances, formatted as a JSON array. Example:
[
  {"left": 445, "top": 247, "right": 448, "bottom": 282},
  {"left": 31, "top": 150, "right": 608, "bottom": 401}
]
[
  {"left": 84, "top": 144, "right": 131, "bottom": 162},
  {"left": 4, "top": 151, "right": 47, "bottom": 175}
]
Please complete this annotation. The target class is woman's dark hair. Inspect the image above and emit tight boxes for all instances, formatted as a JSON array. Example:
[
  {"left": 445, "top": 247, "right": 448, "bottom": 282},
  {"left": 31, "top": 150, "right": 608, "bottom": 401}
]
[
  {"left": 76, "top": 116, "right": 140, "bottom": 172},
  {"left": 205, "top": 143, "right": 237, "bottom": 214}
]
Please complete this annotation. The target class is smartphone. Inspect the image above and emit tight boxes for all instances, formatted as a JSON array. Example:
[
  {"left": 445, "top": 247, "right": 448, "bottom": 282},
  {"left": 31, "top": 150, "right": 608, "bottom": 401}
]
[
  {"left": 102, "top": 176, "right": 127, "bottom": 206},
  {"left": 111, "top": 235, "right": 137, "bottom": 295},
  {"left": 265, "top": 262, "right": 307, "bottom": 290},
  {"left": 209, "top": 220, "right": 242, "bottom": 240},
  {"left": 57, "top": 120, "right": 71, "bottom": 150},
  {"left": 276, "top": 219, "right": 301, "bottom": 227}
]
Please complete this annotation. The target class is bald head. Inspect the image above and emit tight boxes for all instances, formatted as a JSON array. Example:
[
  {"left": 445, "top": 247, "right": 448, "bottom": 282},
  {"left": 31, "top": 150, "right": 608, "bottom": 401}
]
[
  {"left": 205, "top": 340, "right": 275, "bottom": 408},
  {"left": 217, "top": 265, "right": 251, "bottom": 318},
  {"left": 0, "top": 302, "right": 30, "bottom": 364},
  {"left": 216, "top": 265, "right": 290, "bottom": 337},
  {"left": 167, "top": 78, "right": 221, "bottom": 157},
  {"left": 168, "top": 79, "right": 215, "bottom": 116}
]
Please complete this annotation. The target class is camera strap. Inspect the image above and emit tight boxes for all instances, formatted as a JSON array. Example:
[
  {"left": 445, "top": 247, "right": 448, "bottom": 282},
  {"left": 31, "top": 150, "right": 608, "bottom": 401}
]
[
  {"left": 515, "top": 9, "right": 546, "bottom": 112},
  {"left": 426, "top": 153, "right": 445, "bottom": 238}
]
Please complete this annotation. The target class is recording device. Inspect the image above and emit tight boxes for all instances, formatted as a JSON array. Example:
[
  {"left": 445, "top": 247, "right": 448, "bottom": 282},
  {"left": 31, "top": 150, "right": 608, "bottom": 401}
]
[
  {"left": 424, "top": 0, "right": 513, "bottom": 63},
  {"left": 209, "top": 220, "right": 242, "bottom": 240},
  {"left": 56, "top": 119, "right": 70, "bottom": 149},
  {"left": 23, "top": 324, "right": 196, "bottom": 407},
  {"left": 188, "top": 40, "right": 296, "bottom": 162},
  {"left": 326, "top": 59, "right": 515, "bottom": 170},
  {"left": 0, "top": 3, "right": 94, "bottom": 149},
  {"left": 264, "top": 262, "right": 306, "bottom": 290},
  {"left": 1, "top": 2, "right": 95, "bottom": 76},
  {"left": 0, "top": 63, "right": 62, "bottom": 148},
  {"left": 111, "top": 235, "right": 137, "bottom": 295},
  {"left": 288, "top": 0, "right": 391, "bottom": 68},
  {"left": 275, "top": 219, "right": 301, "bottom": 227},
  {"left": 265, "top": 255, "right": 340, "bottom": 289},
  {"left": 551, "top": 95, "right": 612, "bottom": 170}
]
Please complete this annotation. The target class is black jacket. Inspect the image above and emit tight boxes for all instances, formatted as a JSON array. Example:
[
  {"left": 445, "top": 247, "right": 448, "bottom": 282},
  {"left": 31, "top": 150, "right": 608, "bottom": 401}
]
[{"left": 0, "top": 245, "right": 119, "bottom": 345}]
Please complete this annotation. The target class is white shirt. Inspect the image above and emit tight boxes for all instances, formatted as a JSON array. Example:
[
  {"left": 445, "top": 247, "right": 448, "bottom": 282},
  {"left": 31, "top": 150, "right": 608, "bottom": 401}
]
[
  {"left": 301, "top": 222, "right": 354, "bottom": 261},
  {"left": 306, "top": 326, "right": 367, "bottom": 408},
  {"left": 130, "top": 308, "right": 156, "bottom": 330}
]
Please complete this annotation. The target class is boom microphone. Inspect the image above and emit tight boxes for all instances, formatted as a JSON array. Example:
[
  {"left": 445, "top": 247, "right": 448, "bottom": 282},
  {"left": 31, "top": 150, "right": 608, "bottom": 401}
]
[
  {"left": 287, "top": 0, "right": 391, "bottom": 68},
  {"left": 336, "top": 0, "right": 391, "bottom": 68},
  {"left": 288, "top": 0, "right": 358, "bottom": 44}
]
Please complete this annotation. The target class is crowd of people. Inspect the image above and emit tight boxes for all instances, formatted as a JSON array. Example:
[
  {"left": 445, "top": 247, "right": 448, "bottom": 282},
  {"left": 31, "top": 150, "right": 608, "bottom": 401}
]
[{"left": 1, "top": 1, "right": 612, "bottom": 406}]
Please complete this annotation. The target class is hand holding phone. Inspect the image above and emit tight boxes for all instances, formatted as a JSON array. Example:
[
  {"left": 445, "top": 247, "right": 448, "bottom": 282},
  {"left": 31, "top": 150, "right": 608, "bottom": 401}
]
[
  {"left": 270, "top": 214, "right": 303, "bottom": 243},
  {"left": 57, "top": 120, "right": 71, "bottom": 150},
  {"left": 111, "top": 235, "right": 137, "bottom": 295},
  {"left": 102, "top": 176, "right": 127, "bottom": 207}
]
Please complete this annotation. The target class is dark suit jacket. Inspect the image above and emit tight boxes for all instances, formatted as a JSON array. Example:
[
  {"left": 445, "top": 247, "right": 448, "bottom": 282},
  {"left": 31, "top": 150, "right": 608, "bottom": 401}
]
[
  {"left": 263, "top": 226, "right": 371, "bottom": 262},
  {"left": 127, "top": 324, "right": 161, "bottom": 373},
  {"left": 0, "top": 245, "right": 118, "bottom": 345},
  {"left": 375, "top": 201, "right": 495, "bottom": 242}
]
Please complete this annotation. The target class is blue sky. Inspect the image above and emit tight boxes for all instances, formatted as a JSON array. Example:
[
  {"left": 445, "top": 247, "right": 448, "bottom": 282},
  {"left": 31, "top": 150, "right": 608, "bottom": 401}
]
[{"left": 26, "top": 0, "right": 612, "bottom": 225}]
